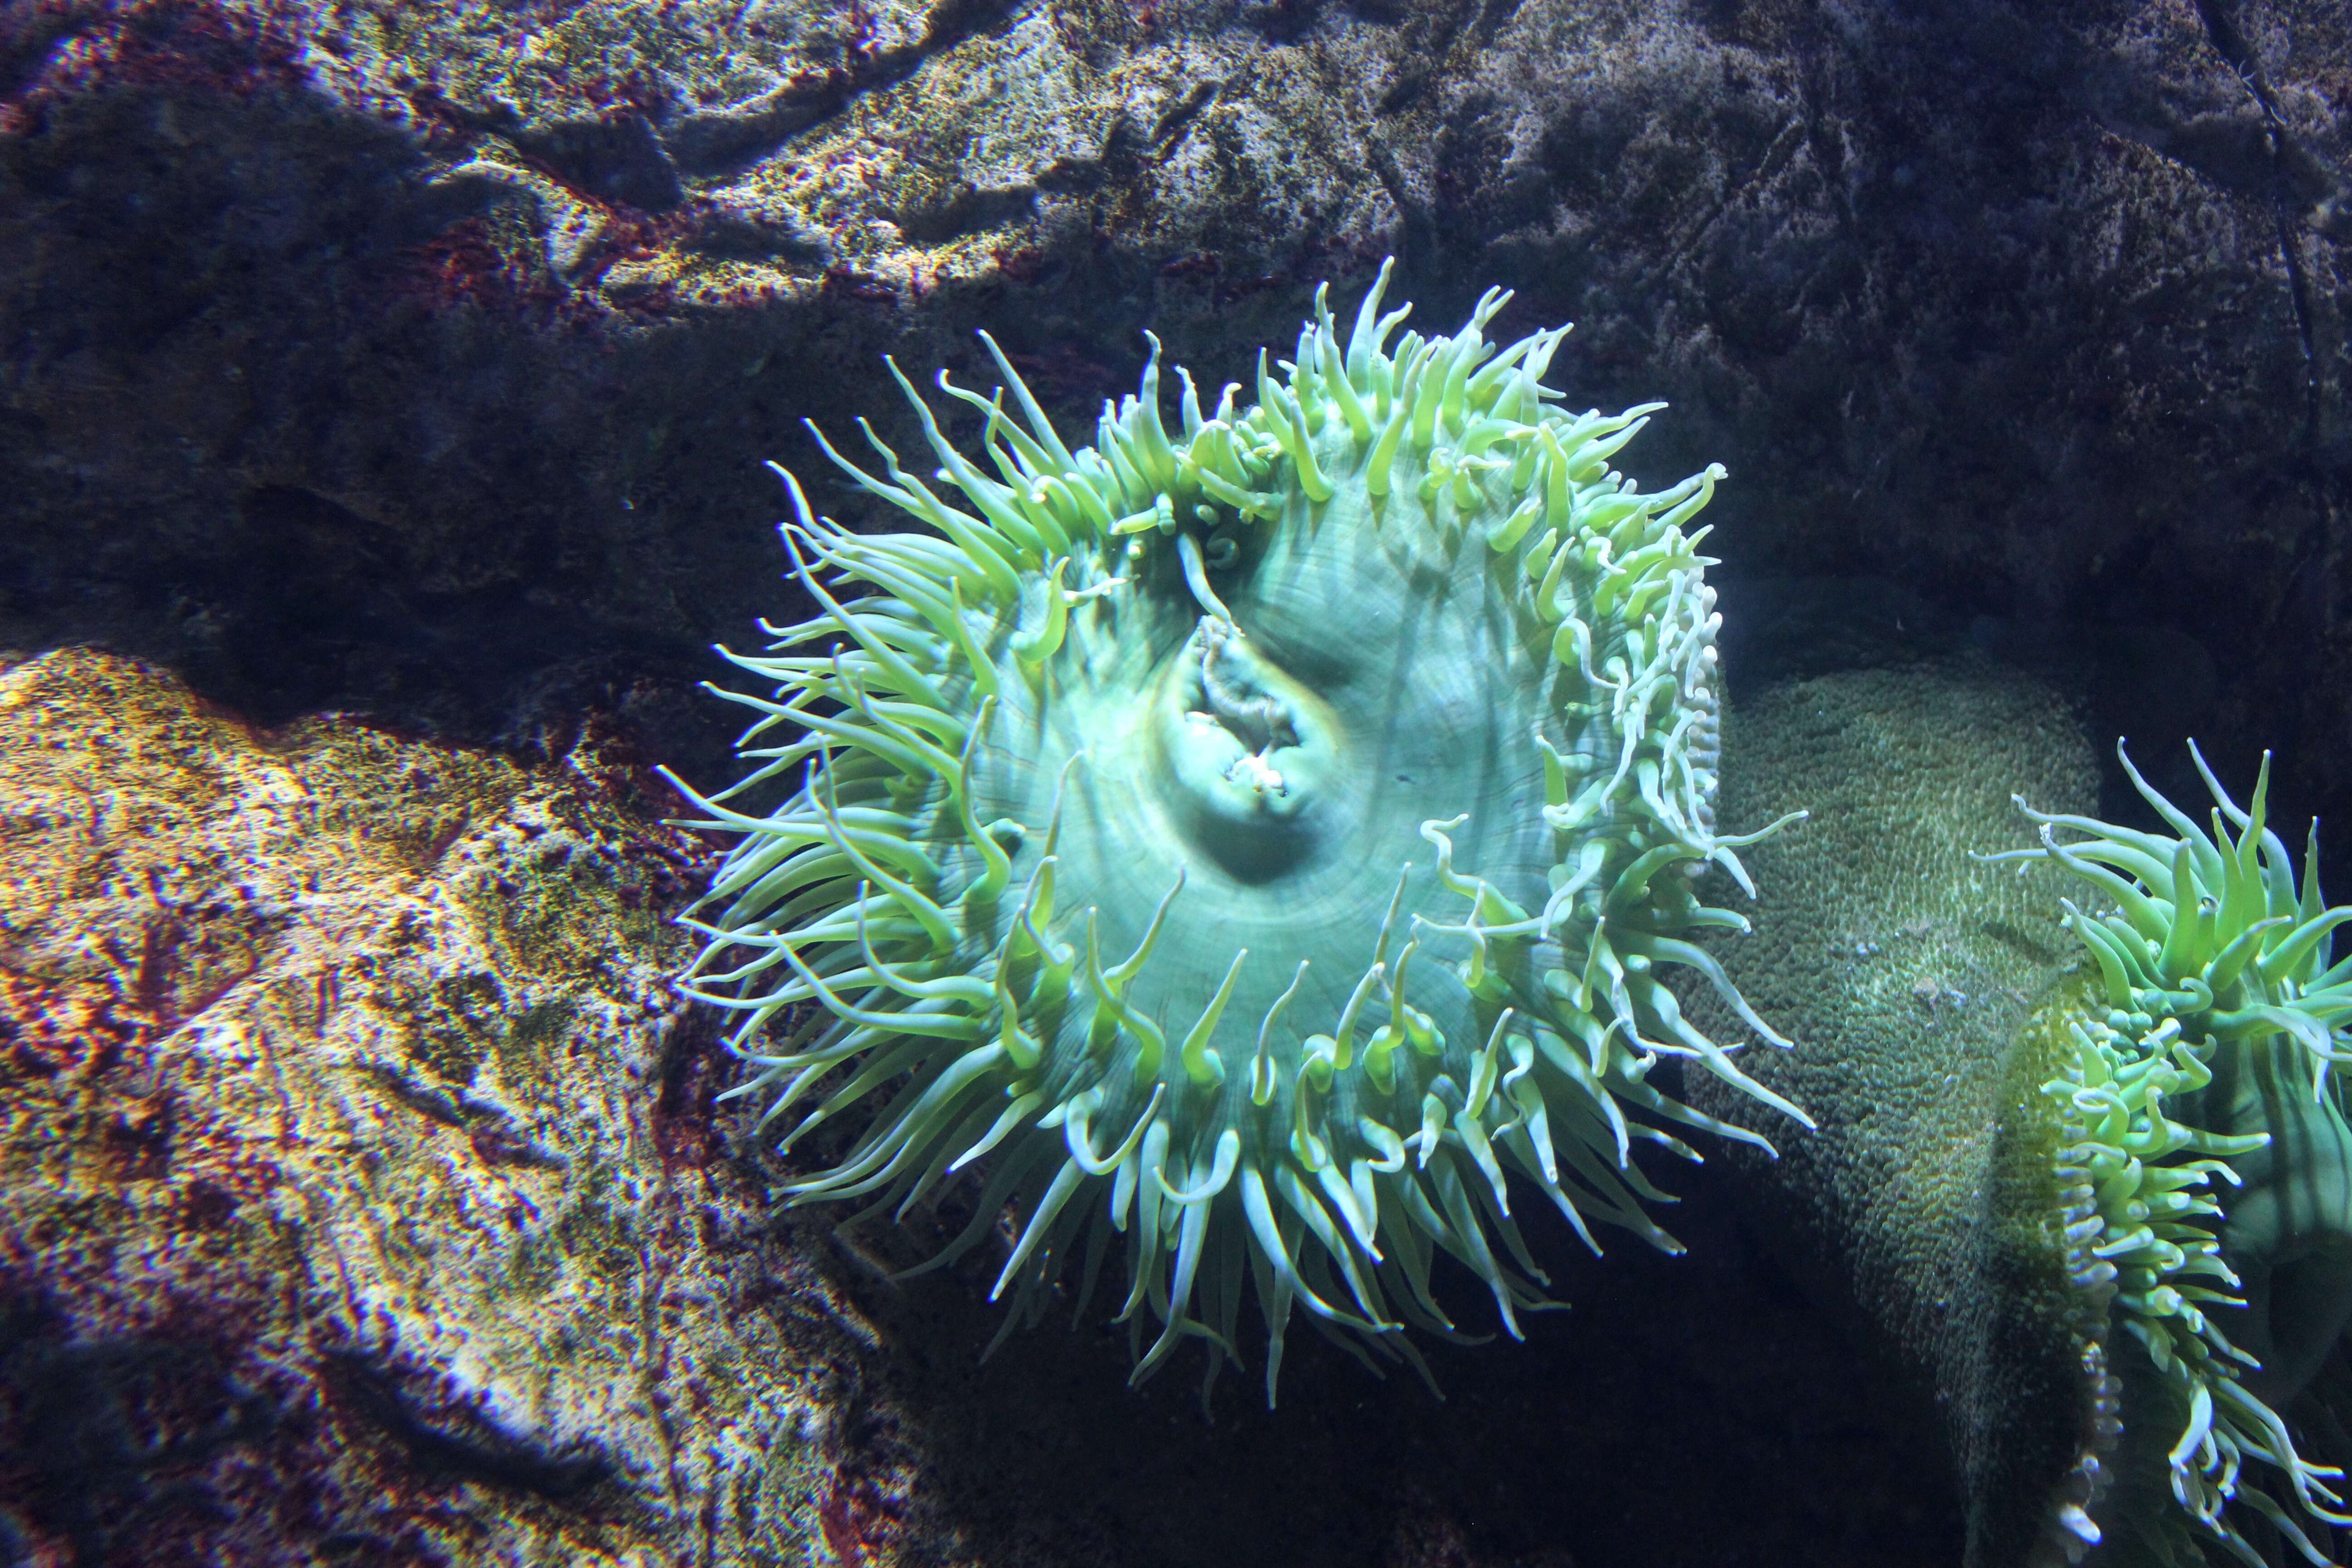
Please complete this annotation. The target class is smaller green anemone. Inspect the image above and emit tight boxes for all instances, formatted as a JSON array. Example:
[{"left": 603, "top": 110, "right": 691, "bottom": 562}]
[
  {"left": 1994, "top": 743, "right": 2352, "bottom": 1563},
  {"left": 667, "top": 264, "right": 1810, "bottom": 1403}
]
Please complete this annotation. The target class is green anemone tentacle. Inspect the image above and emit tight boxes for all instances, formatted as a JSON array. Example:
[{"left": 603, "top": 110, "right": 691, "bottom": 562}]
[
  {"left": 1995, "top": 743, "right": 2352, "bottom": 1563},
  {"left": 668, "top": 262, "right": 1810, "bottom": 1405}
]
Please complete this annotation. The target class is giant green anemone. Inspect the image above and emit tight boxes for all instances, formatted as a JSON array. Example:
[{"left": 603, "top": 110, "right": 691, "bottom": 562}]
[
  {"left": 1994, "top": 745, "right": 2352, "bottom": 1563},
  {"left": 666, "top": 263, "right": 1811, "bottom": 1402}
]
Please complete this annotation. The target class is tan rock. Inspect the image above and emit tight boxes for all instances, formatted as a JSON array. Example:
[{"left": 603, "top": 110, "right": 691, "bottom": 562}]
[{"left": 0, "top": 647, "right": 882, "bottom": 1566}]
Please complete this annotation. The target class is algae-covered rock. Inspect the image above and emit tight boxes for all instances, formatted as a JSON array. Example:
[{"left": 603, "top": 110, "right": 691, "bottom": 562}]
[
  {"left": 1685, "top": 660, "right": 2108, "bottom": 1568},
  {"left": 0, "top": 647, "right": 892, "bottom": 1565},
  {"left": 7, "top": 0, "right": 2352, "bottom": 872}
]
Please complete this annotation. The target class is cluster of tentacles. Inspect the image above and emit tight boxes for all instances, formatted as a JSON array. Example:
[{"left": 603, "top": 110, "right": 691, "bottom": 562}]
[
  {"left": 1998, "top": 744, "right": 2352, "bottom": 1564},
  {"left": 665, "top": 262, "right": 1809, "bottom": 1404}
]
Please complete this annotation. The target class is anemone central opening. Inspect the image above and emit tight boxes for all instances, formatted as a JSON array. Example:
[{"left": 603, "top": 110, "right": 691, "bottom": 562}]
[{"left": 1152, "top": 614, "right": 1344, "bottom": 883}]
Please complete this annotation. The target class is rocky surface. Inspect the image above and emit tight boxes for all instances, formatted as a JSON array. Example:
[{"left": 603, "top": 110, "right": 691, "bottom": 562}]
[
  {"left": 0, "top": 648, "right": 1965, "bottom": 1568},
  {"left": 0, "top": 646, "right": 888, "bottom": 1566},
  {"left": 1686, "top": 661, "right": 2112, "bottom": 1568},
  {"left": 1, "top": 0, "right": 2347, "bottom": 842}
]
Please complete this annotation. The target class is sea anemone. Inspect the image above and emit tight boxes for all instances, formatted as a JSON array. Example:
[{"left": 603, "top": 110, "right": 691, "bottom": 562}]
[
  {"left": 1995, "top": 743, "right": 2352, "bottom": 1563},
  {"left": 666, "top": 262, "right": 1811, "bottom": 1403}
]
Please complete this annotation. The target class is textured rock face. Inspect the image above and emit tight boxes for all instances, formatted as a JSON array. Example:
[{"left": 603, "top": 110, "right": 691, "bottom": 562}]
[
  {"left": 0, "top": 648, "right": 889, "bottom": 1566},
  {"left": 0, "top": 648, "right": 1966, "bottom": 1568},
  {"left": 2, "top": 0, "right": 2348, "bottom": 848},
  {"left": 1685, "top": 662, "right": 2107, "bottom": 1568}
]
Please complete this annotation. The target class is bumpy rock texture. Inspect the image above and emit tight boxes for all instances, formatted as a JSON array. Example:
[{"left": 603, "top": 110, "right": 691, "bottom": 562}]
[
  {"left": 1686, "top": 662, "right": 2107, "bottom": 1568},
  {"left": 0, "top": 647, "right": 895, "bottom": 1566},
  {"left": 2, "top": 0, "right": 2348, "bottom": 845}
]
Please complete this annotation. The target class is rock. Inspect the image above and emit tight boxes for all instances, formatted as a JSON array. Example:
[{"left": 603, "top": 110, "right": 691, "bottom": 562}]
[
  {"left": 0, "top": 647, "right": 897, "bottom": 1566},
  {"left": 1, "top": 1, "right": 2347, "bottom": 856},
  {"left": 1683, "top": 660, "right": 2113, "bottom": 1567},
  {"left": 0, "top": 649, "right": 1969, "bottom": 1561}
]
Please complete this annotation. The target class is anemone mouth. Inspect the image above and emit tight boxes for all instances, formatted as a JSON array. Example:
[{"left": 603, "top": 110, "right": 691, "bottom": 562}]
[
  {"left": 666, "top": 260, "right": 1810, "bottom": 1406},
  {"left": 1149, "top": 616, "right": 1337, "bottom": 880}
]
